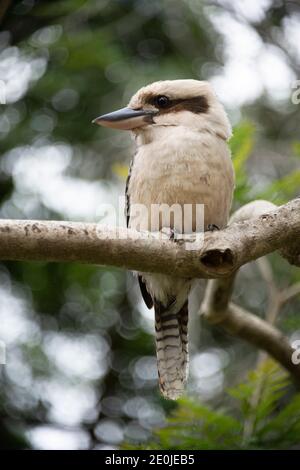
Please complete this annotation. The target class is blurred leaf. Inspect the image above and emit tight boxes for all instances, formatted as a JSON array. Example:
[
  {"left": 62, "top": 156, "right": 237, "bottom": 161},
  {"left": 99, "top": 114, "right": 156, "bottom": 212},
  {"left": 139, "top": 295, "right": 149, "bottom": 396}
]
[
  {"left": 230, "top": 122, "right": 255, "bottom": 174},
  {"left": 292, "top": 141, "right": 300, "bottom": 158},
  {"left": 230, "top": 122, "right": 255, "bottom": 205},
  {"left": 112, "top": 162, "right": 129, "bottom": 180},
  {"left": 35, "top": 0, "right": 88, "bottom": 16},
  {"left": 256, "top": 169, "right": 300, "bottom": 204}
]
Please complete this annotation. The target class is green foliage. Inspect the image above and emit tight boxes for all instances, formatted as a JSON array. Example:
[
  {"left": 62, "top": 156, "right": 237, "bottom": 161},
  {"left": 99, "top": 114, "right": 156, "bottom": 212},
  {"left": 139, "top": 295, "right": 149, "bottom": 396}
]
[
  {"left": 256, "top": 170, "right": 300, "bottom": 205},
  {"left": 292, "top": 142, "right": 300, "bottom": 158},
  {"left": 125, "top": 361, "right": 300, "bottom": 450},
  {"left": 230, "top": 121, "right": 255, "bottom": 205},
  {"left": 230, "top": 123, "right": 300, "bottom": 207}
]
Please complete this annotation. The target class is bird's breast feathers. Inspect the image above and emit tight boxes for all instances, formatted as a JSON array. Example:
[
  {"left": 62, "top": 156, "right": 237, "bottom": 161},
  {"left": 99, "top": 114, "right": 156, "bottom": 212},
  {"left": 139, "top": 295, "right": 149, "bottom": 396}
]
[{"left": 127, "top": 126, "right": 234, "bottom": 232}]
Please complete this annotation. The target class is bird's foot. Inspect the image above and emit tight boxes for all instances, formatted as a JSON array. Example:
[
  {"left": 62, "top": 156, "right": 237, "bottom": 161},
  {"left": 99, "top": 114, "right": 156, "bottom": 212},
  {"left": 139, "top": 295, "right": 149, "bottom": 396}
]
[
  {"left": 207, "top": 223, "right": 220, "bottom": 232},
  {"left": 160, "top": 227, "right": 177, "bottom": 241},
  {"left": 159, "top": 227, "right": 184, "bottom": 244}
]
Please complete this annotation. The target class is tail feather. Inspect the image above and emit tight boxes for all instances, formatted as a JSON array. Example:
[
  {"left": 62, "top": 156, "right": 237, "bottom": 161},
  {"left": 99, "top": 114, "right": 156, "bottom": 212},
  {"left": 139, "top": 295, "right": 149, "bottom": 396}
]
[{"left": 154, "top": 300, "right": 189, "bottom": 400}]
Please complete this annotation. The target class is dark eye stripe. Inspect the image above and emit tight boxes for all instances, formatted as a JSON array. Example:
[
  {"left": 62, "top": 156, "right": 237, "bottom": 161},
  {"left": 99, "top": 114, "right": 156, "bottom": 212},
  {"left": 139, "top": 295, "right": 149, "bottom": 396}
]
[{"left": 146, "top": 94, "right": 209, "bottom": 114}]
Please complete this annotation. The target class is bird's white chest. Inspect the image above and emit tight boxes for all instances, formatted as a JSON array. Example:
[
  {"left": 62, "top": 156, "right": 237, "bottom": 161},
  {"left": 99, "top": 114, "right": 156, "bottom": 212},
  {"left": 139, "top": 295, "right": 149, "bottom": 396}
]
[{"left": 127, "top": 127, "right": 234, "bottom": 232}]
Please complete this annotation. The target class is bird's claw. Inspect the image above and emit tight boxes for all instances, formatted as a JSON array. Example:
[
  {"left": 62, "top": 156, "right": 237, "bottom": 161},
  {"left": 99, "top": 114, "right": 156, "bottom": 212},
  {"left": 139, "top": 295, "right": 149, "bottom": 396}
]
[
  {"left": 207, "top": 224, "right": 220, "bottom": 232},
  {"left": 160, "top": 227, "right": 177, "bottom": 240},
  {"left": 160, "top": 227, "right": 186, "bottom": 245}
]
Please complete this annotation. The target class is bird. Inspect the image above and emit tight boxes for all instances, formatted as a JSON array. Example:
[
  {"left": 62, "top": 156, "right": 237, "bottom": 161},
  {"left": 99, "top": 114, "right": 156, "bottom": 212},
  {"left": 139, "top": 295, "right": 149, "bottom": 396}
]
[{"left": 93, "top": 79, "right": 235, "bottom": 400}]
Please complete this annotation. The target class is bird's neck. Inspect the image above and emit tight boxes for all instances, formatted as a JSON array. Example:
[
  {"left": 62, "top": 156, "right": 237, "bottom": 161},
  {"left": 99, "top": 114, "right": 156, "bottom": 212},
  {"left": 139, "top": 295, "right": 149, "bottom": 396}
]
[
  {"left": 133, "top": 125, "right": 193, "bottom": 148},
  {"left": 133, "top": 124, "right": 227, "bottom": 149}
]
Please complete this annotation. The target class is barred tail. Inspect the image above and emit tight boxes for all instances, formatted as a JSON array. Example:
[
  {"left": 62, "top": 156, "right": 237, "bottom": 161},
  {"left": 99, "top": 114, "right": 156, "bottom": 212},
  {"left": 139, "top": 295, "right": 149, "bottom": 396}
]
[{"left": 155, "top": 300, "right": 189, "bottom": 400}]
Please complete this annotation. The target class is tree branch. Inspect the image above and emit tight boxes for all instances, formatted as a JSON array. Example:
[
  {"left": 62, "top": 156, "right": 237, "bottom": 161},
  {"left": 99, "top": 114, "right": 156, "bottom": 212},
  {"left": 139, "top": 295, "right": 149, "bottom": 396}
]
[
  {"left": 0, "top": 198, "right": 299, "bottom": 383},
  {"left": 201, "top": 285, "right": 300, "bottom": 381},
  {"left": 200, "top": 199, "right": 300, "bottom": 384},
  {"left": 0, "top": 197, "right": 299, "bottom": 277}
]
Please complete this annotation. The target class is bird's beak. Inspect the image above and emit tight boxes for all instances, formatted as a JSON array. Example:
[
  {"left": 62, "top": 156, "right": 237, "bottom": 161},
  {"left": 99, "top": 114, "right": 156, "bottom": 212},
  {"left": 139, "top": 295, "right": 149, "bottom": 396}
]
[{"left": 92, "top": 107, "right": 157, "bottom": 130}]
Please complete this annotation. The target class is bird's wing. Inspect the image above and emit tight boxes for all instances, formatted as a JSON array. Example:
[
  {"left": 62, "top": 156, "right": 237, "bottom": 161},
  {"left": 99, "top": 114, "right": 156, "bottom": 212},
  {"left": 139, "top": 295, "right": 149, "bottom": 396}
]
[
  {"left": 125, "top": 155, "right": 153, "bottom": 309},
  {"left": 125, "top": 155, "right": 134, "bottom": 229},
  {"left": 138, "top": 275, "right": 153, "bottom": 309}
]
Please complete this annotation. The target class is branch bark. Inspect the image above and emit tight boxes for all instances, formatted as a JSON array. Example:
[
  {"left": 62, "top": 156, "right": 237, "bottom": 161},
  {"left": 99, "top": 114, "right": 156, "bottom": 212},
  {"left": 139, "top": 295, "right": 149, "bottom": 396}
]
[
  {"left": 0, "top": 197, "right": 299, "bottom": 383},
  {"left": 0, "top": 197, "right": 299, "bottom": 277},
  {"left": 200, "top": 281, "right": 300, "bottom": 382},
  {"left": 200, "top": 199, "right": 300, "bottom": 384}
]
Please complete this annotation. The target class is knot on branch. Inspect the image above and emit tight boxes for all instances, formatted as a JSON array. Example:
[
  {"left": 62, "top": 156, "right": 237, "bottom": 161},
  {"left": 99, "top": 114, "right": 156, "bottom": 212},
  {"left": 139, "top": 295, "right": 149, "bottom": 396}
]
[
  {"left": 199, "top": 198, "right": 300, "bottom": 385},
  {"left": 200, "top": 248, "right": 235, "bottom": 273},
  {"left": 280, "top": 245, "right": 300, "bottom": 267},
  {"left": 0, "top": 198, "right": 299, "bottom": 383}
]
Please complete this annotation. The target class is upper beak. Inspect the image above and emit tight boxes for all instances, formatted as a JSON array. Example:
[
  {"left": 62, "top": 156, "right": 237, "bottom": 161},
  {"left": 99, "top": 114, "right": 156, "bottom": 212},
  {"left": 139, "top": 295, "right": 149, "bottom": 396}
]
[{"left": 92, "top": 107, "right": 157, "bottom": 130}]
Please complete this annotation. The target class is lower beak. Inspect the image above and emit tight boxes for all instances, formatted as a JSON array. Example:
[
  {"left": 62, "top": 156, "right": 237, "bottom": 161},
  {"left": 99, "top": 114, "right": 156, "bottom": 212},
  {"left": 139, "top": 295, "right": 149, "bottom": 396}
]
[{"left": 92, "top": 107, "right": 157, "bottom": 130}]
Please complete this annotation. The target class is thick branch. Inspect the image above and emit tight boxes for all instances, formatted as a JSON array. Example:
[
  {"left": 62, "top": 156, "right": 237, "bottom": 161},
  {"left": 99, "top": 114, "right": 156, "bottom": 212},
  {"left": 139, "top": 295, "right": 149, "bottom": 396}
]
[
  {"left": 201, "top": 283, "right": 300, "bottom": 382},
  {"left": 200, "top": 199, "right": 300, "bottom": 384},
  {"left": 0, "top": 197, "right": 299, "bottom": 278},
  {"left": 0, "top": 197, "right": 299, "bottom": 383}
]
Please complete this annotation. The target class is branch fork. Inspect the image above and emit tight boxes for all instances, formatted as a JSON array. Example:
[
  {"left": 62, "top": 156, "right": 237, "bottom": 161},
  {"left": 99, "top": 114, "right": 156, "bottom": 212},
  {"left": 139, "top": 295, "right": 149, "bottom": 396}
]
[{"left": 0, "top": 197, "right": 299, "bottom": 382}]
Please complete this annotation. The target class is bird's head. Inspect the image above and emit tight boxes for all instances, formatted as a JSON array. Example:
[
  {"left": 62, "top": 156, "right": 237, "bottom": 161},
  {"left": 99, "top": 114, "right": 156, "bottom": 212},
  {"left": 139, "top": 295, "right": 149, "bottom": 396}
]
[{"left": 93, "top": 79, "right": 231, "bottom": 140}]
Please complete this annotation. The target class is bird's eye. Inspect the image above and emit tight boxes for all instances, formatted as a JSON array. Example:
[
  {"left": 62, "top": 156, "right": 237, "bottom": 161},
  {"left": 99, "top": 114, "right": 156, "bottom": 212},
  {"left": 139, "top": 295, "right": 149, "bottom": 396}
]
[{"left": 155, "top": 95, "right": 170, "bottom": 108}]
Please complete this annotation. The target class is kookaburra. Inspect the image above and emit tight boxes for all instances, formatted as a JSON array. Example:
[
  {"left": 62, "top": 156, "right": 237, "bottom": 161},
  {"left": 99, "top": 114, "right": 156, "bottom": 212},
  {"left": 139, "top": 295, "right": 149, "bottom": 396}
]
[{"left": 93, "top": 80, "right": 235, "bottom": 400}]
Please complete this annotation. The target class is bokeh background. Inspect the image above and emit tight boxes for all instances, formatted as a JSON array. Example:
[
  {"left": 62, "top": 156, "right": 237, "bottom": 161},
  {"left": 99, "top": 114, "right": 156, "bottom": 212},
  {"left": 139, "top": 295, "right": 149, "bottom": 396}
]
[{"left": 0, "top": 0, "right": 300, "bottom": 450}]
